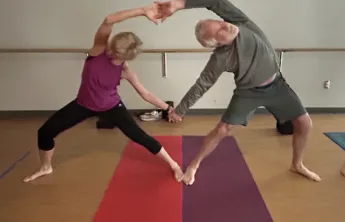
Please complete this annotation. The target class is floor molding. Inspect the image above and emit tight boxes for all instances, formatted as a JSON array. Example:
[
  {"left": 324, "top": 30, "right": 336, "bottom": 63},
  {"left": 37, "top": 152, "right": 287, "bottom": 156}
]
[{"left": 0, "top": 107, "right": 345, "bottom": 118}]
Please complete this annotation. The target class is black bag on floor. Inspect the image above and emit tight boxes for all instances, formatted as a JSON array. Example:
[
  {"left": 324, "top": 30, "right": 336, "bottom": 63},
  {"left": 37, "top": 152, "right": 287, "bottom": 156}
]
[
  {"left": 276, "top": 120, "right": 293, "bottom": 135},
  {"left": 162, "top": 101, "right": 174, "bottom": 121},
  {"left": 96, "top": 117, "right": 116, "bottom": 129}
]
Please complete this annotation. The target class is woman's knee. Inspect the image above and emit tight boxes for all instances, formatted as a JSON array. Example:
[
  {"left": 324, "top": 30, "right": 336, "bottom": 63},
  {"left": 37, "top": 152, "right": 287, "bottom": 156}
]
[
  {"left": 123, "top": 127, "right": 162, "bottom": 154},
  {"left": 138, "top": 134, "right": 162, "bottom": 155},
  {"left": 292, "top": 114, "right": 312, "bottom": 134},
  {"left": 37, "top": 125, "right": 55, "bottom": 151}
]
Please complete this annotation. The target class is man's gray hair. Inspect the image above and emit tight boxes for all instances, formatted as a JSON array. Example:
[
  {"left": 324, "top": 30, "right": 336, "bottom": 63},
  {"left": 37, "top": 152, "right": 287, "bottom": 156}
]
[{"left": 195, "top": 20, "right": 218, "bottom": 48}]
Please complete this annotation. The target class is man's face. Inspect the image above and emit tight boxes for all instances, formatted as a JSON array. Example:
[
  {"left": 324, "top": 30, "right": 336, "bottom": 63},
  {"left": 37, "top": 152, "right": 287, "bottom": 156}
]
[{"left": 203, "top": 20, "right": 239, "bottom": 45}]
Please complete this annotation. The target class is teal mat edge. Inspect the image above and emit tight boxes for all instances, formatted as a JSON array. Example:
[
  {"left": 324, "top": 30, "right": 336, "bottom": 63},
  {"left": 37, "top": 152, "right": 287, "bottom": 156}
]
[{"left": 324, "top": 132, "right": 345, "bottom": 151}]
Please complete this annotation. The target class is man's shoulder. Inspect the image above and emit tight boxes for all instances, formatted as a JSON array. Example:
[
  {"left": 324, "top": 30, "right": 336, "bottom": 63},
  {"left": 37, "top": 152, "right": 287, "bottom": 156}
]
[
  {"left": 210, "top": 44, "right": 238, "bottom": 72},
  {"left": 235, "top": 25, "right": 268, "bottom": 52},
  {"left": 237, "top": 22, "right": 272, "bottom": 46},
  {"left": 213, "top": 43, "right": 238, "bottom": 63},
  {"left": 213, "top": 44, "right": 236, "bottom": 57}
]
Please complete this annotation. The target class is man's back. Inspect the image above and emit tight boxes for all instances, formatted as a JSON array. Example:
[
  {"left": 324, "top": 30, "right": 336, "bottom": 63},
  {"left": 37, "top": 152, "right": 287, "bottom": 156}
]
[
  {"left": 234, "top": 23, "right": 279, "bottom": 88},
  {"left": 242, "top": 20, "right": 280, "bottom": 63},
  {"left": 184, "top": 0, "right": 280, "bottom": 88}
]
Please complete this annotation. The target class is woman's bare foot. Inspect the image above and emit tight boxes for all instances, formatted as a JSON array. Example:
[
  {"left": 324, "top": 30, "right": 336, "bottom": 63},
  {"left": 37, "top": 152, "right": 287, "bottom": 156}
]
[
  {"left": 171, "top": 162, "right": 184, "bottom": 182},
  {"left": 183, "top": 165, "right": 198, "bottom": 185},
  {"left": 23, "top": 165, "right": 53, "bottom": 182},
  {"left": 291, "top": 163, "right": 321, "bottom": 182}
]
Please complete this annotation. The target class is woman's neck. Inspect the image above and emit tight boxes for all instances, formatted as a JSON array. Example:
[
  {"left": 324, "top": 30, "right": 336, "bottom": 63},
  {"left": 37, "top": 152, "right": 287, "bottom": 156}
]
[{"left": 111, "top": 59, "right": 123, "bottom": 65}]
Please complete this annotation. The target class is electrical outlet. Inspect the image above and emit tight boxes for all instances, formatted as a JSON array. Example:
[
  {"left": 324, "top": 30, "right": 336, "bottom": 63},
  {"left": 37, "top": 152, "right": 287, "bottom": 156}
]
[{"left": 324, "top": 80, "right": 331, "bottom": 89}]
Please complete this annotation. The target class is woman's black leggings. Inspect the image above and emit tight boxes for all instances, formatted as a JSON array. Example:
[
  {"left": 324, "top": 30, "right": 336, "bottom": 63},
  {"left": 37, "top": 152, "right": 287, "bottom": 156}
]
[{"left": 37, "top": 99, "right": 162, "bottom": 154}]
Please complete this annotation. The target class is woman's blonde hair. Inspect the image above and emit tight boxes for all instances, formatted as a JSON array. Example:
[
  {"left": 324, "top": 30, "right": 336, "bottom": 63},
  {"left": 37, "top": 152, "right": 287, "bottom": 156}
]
[{"left": 110, "top": 32, "right": 143, "bottom": 61}]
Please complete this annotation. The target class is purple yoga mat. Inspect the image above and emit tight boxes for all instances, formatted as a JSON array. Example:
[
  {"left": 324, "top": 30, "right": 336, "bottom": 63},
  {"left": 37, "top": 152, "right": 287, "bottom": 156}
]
[{"left": 182, "top": 136, "right": 273, "bottom": 222}]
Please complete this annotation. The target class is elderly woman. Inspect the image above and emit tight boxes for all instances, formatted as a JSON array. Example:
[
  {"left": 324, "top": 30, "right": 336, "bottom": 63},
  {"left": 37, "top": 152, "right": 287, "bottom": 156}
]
[{"left": 24, "top": 3, "right": 183, "bottom": 183}]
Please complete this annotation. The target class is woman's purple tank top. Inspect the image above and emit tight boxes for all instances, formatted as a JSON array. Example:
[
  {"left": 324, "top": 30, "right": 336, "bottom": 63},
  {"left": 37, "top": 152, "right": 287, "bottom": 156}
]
[{"left": 76, "top": 51, "right": 122, "bottom": 111}]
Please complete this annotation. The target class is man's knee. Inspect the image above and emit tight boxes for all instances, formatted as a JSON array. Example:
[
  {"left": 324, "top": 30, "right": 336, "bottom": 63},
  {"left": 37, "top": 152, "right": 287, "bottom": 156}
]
[
  {"left": 292, "top": 114, "right": 312, "bottom": 134},
  {"left": 214, "top": 122, "right": 233, "bottom": 138}
]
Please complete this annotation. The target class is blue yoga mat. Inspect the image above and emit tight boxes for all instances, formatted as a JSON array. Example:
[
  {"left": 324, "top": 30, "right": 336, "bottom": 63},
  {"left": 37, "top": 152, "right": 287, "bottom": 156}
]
[{"left": 324, "top": 132, "right": 345, "bottom": 151}]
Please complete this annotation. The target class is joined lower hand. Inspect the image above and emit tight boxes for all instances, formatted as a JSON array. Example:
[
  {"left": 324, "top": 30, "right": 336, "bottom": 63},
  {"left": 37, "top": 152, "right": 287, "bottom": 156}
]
[{"left": 168, "top": 110, "right": 182, "bottom": 123}]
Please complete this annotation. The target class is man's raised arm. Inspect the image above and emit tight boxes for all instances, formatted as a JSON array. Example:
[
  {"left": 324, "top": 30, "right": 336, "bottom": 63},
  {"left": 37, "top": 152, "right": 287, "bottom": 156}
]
[{"left": 181, "top": 0, "right": 250, "bottom": 24}]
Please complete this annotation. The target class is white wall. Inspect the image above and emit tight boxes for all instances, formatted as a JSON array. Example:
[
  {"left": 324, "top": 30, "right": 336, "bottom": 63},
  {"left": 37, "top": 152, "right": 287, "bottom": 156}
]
[{"left": 0, "top": 0, "right": 344, "bottom": 110}]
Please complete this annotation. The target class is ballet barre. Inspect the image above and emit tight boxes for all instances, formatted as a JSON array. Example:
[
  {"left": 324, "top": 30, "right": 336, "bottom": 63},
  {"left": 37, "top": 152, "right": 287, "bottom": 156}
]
[{"left": 1, "top": 48, "right": 345, "bottom": 77}]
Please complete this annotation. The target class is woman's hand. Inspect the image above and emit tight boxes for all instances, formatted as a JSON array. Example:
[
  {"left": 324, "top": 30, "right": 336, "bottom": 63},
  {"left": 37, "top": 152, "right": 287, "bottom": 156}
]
[
  {"left": 142, "top": 3, "right": 161, "bottom": 24},
  {"left": 154, "top": 0, "right": 185, "bottom": 22}
]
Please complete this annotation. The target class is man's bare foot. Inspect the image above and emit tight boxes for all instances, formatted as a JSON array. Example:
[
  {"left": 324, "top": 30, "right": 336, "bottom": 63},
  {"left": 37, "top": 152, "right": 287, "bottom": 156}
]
[
  {"left": 23, "top": 166, "right": 53, "bottom": 182},
  {"left": 171, "top": 163, "right": 184, "bottom": 182},
  {"left": 183, "top": 166, "right": 198, "bottom": 185},
  {"left": 291, "top": 163, "right": 321, "bottom": 182}
]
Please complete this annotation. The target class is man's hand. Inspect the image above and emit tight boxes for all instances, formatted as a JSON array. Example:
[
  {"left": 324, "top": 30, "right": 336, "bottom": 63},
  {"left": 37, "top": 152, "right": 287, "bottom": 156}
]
[
  {"left": 154, "top": 0, "right": 185, "bottom": 22},
  {"left": 169, "top": 110, "right": 183, "bottom": 123},
  {"left": 142, "top": 3, "right": 162, "bottom": 24}
]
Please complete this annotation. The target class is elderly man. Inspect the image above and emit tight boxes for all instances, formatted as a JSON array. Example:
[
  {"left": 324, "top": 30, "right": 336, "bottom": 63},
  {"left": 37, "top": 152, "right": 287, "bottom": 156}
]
[{"left": 155, "top": 0, "right": 321, "bottom": 185}]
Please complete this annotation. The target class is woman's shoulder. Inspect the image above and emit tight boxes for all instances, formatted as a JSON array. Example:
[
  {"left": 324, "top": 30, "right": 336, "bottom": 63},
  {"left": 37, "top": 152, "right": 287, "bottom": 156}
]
[{"left": 87, "top": 48, "right": 107, "bottom": 58}]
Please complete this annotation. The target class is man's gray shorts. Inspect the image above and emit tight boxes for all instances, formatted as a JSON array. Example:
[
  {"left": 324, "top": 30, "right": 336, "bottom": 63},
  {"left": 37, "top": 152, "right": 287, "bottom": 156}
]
[{"left": 221, "top": 73, "right": 307, "bottom": 126}]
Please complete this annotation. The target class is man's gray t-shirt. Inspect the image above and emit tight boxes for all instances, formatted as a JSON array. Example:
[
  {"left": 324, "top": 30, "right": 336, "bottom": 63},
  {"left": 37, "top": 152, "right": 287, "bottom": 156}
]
[{"left": 175, "top": 0, "right": 280, "bottom": 116}]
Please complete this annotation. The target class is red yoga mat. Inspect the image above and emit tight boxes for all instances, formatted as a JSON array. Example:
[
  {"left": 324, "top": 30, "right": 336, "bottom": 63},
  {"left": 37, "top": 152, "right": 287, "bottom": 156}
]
[{"left": 93, "top": 136, "right": 182, "bottom": 222}]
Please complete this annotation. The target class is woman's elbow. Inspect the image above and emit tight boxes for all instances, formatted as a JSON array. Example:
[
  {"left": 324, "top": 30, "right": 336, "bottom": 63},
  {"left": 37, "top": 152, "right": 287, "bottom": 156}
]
[
  {"left": 104, "top": 14, "right": 119, "bottom": 25},
  {"left": 104, "top": 16, "right": 112, "bottom": 25},
  {"left": 141, "top": 92, "right": 152, "bottom": 101}
]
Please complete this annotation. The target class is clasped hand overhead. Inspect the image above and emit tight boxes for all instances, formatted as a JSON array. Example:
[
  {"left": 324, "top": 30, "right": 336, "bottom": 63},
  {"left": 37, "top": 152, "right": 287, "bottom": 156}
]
[{"left": 143, "top": 0, "right": 183, "bottom": 24}]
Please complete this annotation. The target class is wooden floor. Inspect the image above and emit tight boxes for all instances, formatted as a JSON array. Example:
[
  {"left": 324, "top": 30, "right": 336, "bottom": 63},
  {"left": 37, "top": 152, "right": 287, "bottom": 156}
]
[{"left": 0, "top": 114, "right": 345, "bottom": 222}]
